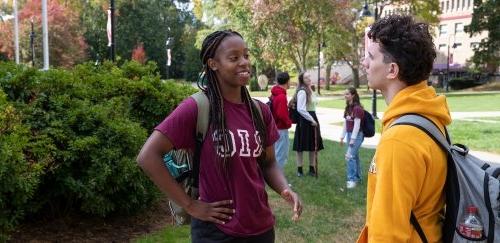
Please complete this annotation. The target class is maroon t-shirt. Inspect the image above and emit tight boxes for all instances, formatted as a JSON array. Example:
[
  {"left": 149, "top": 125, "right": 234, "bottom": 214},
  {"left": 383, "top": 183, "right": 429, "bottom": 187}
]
[
  {"left": 345, "top": 105, "right": 364, "bottom": 132},
  {"left": 155, "top": 97, "right": 279, "bottom": 237}
]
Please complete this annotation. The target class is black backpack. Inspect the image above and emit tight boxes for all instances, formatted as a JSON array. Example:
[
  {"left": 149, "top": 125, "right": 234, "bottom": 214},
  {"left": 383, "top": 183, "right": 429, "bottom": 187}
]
[{"left": 361, "top": 110, "right": 375, "bottom": 137}]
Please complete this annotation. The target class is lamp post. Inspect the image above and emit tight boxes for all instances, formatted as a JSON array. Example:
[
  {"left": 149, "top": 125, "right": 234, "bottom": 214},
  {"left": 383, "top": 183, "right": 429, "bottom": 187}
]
[
  {"left": 360, "top": 0, "right": 379, "bottom": 119},
  {"left": 30, "top": 18, "right": 35, "bottom": 67},
  {"left": 317, "top": 41, "right": 321, "bottom": 95},
  {"left": 445, "top": 37, "right": 457, "bottom": 92}
]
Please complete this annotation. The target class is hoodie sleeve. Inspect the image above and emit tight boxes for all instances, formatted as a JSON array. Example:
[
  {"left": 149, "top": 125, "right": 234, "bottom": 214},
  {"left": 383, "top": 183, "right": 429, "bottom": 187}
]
[
  {"left": 367, "top": 138, "right": 426, "bottom": 242},
  {"left": 274, "top": 94, "right": 292, "bottom": 128}
]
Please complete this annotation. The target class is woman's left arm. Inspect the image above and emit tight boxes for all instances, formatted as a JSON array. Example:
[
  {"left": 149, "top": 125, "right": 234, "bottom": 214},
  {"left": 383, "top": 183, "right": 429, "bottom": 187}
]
[{"left": 262, "top": 145, "right": 302, "bottom": 221}]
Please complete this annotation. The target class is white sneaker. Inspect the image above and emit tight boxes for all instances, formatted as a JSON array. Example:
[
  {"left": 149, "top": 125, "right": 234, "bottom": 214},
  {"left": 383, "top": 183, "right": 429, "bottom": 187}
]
[{"left": 346, "top": 181, "right": 357, "bottom": 189}]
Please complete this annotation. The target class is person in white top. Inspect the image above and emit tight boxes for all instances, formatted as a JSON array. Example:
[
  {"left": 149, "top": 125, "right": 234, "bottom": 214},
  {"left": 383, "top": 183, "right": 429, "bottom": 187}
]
[{"left": 292, "top": 72, "right": 324, "bottom": 177}]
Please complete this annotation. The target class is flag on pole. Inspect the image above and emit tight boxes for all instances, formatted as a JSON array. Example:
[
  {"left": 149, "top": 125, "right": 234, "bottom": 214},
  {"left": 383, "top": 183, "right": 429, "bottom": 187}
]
[
  {"left": 107, "top": 10, "right": 112, "bottom": 47},
  {"left": 167, "top": 49, "right": 171, "bottom": 66}
]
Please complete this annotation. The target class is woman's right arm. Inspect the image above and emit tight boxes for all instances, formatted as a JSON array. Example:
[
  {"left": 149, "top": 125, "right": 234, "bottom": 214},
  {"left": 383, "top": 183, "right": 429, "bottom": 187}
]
[
  {"left": 137, "top": 131, "right": 194, "bottom": 210},
  {"left": 137, "top": 131, "right": 234, "bottom": 224}
]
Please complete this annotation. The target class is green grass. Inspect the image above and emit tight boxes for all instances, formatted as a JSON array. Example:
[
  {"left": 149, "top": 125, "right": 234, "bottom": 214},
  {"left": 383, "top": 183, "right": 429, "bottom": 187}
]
[
  {"left": 135, "top": 225, "right": 190, "bottom": 243},
  {"left": 134, "top": 138, "right": 374, "bottom": 243},
  {"left": 318, "top": 93, "right": 500, "bottom": 112},
  {"left": 443, "top": 93, "right": 500, "bottom": 112},
  {"left": 448, "top": 117, "right": 500, "bottom": 154}
]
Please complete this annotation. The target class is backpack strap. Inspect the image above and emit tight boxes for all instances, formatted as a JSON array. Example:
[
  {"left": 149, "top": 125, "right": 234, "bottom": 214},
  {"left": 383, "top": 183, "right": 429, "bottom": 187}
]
[
  {"left": 390, "top": 113, "right": 451, "bottom": 152},
  {"left": 390, "top": 113, "right": 451, "bottom": 243},
  {"left": 190, "top": 91, "right": 210, "bottom": 188},
  {"left": 252, "top": 98, "right": 264, "bottom": 121},
  {"left": 410, "top": 212, "right": 428, "bottom": 243},
  {"left": 191, "top": 91, "right": 210, "bottom": 139}
]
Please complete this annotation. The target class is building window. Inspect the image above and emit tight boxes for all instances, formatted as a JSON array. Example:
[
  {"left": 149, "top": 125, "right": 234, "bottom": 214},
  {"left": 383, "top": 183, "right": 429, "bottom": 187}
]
[
  {"left": 467, "top": 0, "right": 471, "bottom": 8},
  {"left": 455, "top": 23, "right": 464, "bottom": 33},
  {"left": 439, "top": 25, "right": 448, "bottom": 36},
  {"left": 470, "top": 42, "right": 480, "bottom": 49},
  {"left": 441, "top": 1, "right": 445, "bottom": 10},
  {"left": 457, "top": 0, "right": 460, "bottom": 9},
  {"left": 451, "top": 0, "right": 454, "bottom": 10},
  {"left": 453, "top": 43, "right": 462, "bottom": 49},
  {"left": 439, "top": 44, "right": 447, "bottom": 51},
  {"left": 446, "top": 1, "right": 449, "bottom": 11}
]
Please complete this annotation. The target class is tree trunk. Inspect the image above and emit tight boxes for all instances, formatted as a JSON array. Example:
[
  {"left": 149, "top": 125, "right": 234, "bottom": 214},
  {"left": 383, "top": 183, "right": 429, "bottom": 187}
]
[
  {"left": 352, "top": 67, "right": 360, "bottom": 88},
  {"left": 325, "top": 60, "right": 333, "bottom": 90}
]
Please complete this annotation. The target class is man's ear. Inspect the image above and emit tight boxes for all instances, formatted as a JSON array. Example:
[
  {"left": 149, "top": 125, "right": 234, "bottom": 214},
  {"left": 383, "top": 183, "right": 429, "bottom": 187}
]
[
  {"left": 208, "top": 59, "right": 218, "bottom": 71},
  {"left": 387, "top": 63, "right": 399, "bottom": 79}
]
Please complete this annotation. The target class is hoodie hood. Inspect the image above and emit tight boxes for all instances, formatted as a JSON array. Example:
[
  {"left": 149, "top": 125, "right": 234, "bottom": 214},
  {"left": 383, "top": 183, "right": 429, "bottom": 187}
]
[
  {"left": 382, "top": 81, "right": 452, "bottom": 131},
  {"left": 271, "top": 85, "right": 287, "bottom": 97}
]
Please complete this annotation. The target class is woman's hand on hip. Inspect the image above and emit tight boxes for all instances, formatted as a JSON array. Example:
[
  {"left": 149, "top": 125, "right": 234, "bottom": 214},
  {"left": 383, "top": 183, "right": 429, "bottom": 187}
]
[{"left": 186, "top": 199, "right": 235, "bottom": 224}]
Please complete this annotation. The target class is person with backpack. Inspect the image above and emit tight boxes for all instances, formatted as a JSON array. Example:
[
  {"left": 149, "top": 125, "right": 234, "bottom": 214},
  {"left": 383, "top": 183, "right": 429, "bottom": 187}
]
[
  {"left": 356, "top": 15, "right": 452, "bottom": 242},
  {"left": 292, "top": 72, "right": 324, "bottom": 177},
  {"left": 137, "top": 30, "right": 302, "bottom": 242},
  {"left": 270, "top": 72, "right": 292, "bottom": 170},
  {"left": 339, "top": 87, "right": 364, "bottom": 189}
]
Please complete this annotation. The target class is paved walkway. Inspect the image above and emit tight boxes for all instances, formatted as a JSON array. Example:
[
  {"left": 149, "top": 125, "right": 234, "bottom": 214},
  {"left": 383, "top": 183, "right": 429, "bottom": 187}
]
[{"left": 254, "top": 97, "right": 500, "bottom": 164}]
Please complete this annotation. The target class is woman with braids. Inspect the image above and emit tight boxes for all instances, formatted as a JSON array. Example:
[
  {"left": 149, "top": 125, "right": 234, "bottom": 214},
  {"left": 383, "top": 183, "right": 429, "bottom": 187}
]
[
  {"left": 339, "top": 87, "right": 364, "bottom": 189},
  {"left": 292, "top": 72, "right": 324, "bottom": 177},
  {"left": 137, "top": 30, "right": 302, "bottom": 242}
]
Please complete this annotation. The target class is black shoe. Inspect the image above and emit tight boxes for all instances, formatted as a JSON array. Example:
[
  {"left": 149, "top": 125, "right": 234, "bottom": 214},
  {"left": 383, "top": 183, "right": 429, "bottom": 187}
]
[
  {"left": 297, "top": 167, "right": 303, "bottom": 177},
  {"left": 308, "top": 166, "right": 316, "bottom": 177}
]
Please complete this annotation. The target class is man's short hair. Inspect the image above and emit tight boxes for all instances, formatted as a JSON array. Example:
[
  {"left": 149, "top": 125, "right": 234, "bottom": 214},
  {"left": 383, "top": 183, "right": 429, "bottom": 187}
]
[
  {"left": 276, "top": 72, "right": 290, "bottom": 85},
  {"left": 368, "top": 15, "right": 436, "bottom": 86}
]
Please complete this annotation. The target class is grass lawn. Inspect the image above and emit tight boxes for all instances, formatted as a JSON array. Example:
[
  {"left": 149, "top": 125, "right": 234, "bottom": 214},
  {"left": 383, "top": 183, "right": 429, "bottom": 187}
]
[
  {"left": 448, "top": 117, "right": 500, "bottom": 154},
  {"left": 318, "top": 93, "right": 500, "bottom": 112},
  {"left": 135, "top": 138, "right": 374, "bottom": 243}
]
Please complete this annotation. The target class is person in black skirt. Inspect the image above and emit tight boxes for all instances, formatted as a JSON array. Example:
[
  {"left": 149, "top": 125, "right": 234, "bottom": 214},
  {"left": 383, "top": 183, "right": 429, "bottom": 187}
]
[{"left": 292, "top": 72, "right": 324, "bottom": 177}]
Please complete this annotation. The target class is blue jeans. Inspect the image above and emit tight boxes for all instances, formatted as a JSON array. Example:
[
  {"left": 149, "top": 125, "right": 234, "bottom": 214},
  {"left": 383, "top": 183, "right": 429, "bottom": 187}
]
[
  {"left": 274, "top": 129, "right": 289, "bottom": 170},
  {"left": 346, "top": 132, "right": 364, "bottom": 182}
]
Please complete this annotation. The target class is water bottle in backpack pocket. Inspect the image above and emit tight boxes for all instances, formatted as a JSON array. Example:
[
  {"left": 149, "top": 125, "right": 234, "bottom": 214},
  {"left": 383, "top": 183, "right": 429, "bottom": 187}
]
[{"left": 391, "top": 114, "right": 500, "bottom": 243}]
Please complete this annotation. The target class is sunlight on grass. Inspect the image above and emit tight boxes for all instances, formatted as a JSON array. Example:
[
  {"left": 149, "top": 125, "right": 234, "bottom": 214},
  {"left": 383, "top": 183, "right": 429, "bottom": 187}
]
[
  {"left": 134, "top": 225, "right": 190, "bottom": 243},
  {"left": 318, "top": 93, "right": 500, "bottom": 112},
  {"left": 134, "top": 139, "right": 375, "bottom": 242},
  {"left": 449, "top": 117, "right": 500, "bottom": 153}
]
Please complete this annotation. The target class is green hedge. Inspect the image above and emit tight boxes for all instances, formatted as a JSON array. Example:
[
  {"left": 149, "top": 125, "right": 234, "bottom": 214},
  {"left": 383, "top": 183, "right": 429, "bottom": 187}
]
[{"left": 0, "top": 61, "right": 196, "bottom": 240}]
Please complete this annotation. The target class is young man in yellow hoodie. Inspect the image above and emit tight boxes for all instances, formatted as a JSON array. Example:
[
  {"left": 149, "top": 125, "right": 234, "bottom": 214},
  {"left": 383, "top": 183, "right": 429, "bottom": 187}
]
[{"left": 357, "top": 15, "right": 452, "bottom": 242}]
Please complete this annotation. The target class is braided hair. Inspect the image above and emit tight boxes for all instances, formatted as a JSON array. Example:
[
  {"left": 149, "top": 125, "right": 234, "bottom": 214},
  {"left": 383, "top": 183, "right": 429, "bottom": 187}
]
[{"left": 197, "top": 30, "right": 268, "bottom": 166}]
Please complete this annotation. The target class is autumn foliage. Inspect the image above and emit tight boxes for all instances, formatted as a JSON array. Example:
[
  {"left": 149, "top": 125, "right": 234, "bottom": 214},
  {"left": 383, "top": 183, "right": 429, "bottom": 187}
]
[
  {"left": 0, "top": 0, "right": 87, "bottom": 67},
  {"left": 131, "top": 43, "right": 146, "bottom": 64}
]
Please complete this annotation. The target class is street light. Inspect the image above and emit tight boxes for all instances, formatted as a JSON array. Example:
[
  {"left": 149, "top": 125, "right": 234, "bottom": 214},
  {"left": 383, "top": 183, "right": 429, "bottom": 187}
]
[
  {"left": 30, "top": 17, "right": 35, "bottom": 67},
  {"left": 317, "top": 41, "right": 325, "bottom": 95},
  {"left": 446, "top": 42, "right": 458, "bottom": 92},
  {"left": 360, "top": 0, "right": 379, "bottom": 119}
]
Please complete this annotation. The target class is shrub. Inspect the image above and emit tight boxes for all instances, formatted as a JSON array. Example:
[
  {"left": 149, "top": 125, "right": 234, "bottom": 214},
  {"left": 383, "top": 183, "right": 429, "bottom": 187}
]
[
  {"left": 0, "top": 89, "right": 45, "bottom": 241},
  {"left": 0, "top": 60, "right": 196, "bottom": 238}
]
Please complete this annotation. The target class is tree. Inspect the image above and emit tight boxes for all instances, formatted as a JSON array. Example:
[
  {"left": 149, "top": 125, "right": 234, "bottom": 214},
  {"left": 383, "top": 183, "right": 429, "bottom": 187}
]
[
  {"left": 330, "top": 0, "right": 440, "bottom": 88},
  {"left": 0, "top": 0, "right": 87, "bottom": 67},
  {"left": 466, "top": 0, "right": 499, "bottom": 74}
]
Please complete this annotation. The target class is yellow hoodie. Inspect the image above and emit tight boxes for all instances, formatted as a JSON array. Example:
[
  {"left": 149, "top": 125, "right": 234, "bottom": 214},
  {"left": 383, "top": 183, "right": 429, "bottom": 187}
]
[{"left": 357, "top": 81, "right": 452, "bottom": 243}]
